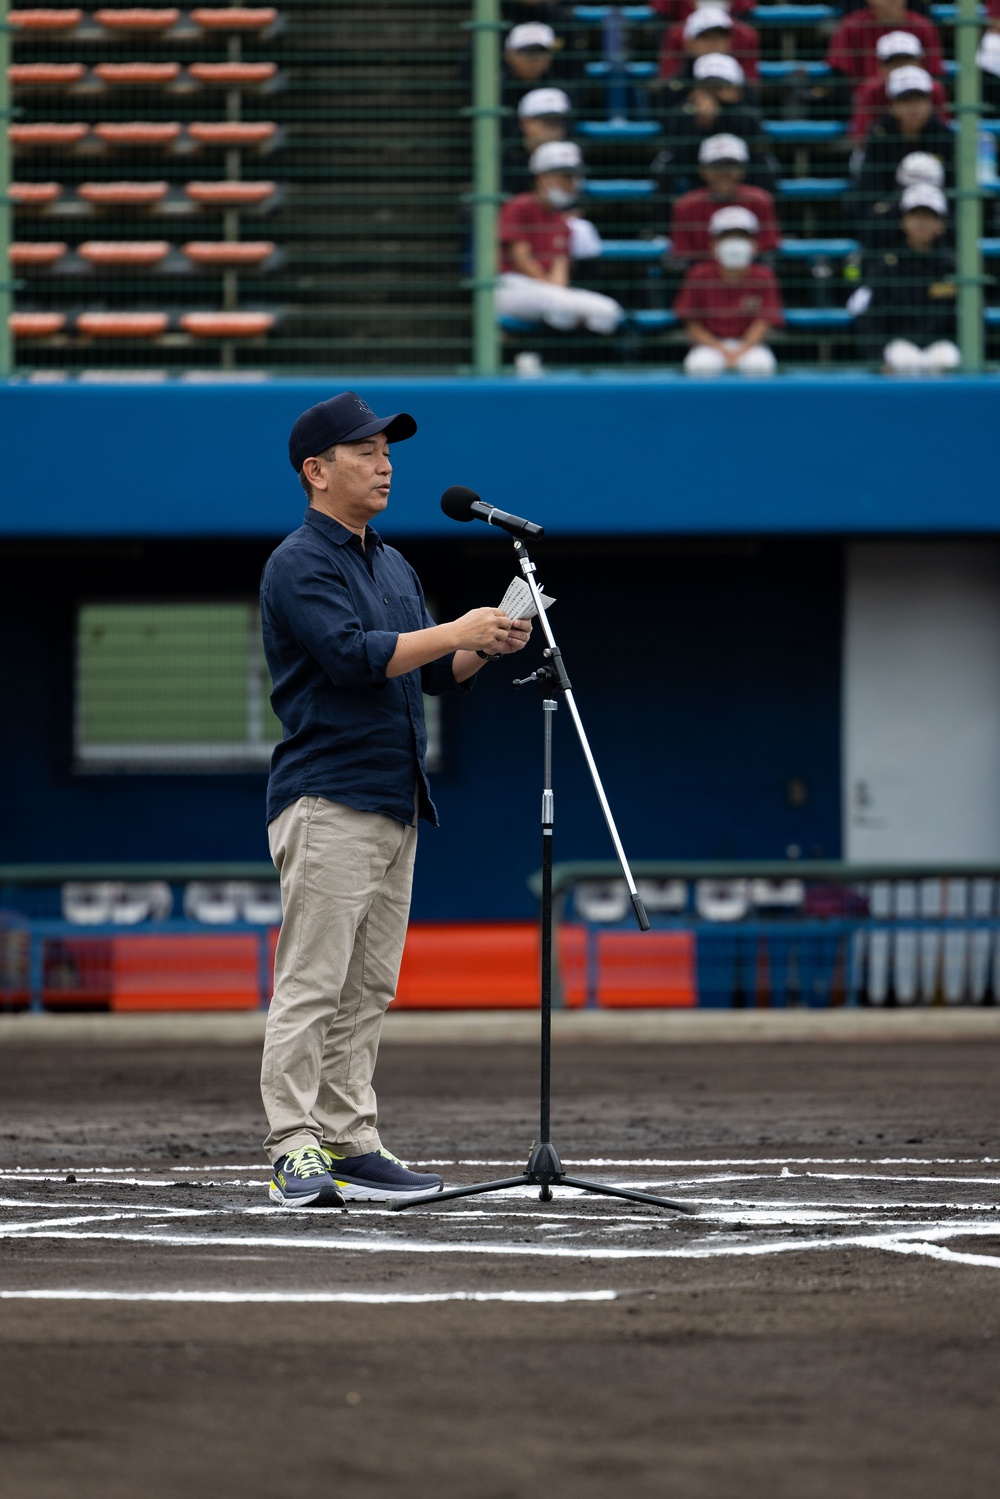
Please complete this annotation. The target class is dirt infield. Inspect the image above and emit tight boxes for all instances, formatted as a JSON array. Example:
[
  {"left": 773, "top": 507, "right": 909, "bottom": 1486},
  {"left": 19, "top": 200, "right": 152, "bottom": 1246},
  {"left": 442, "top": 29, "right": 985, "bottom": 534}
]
[{"left": 1, "top": 1021, "right": 999, "bottom": 1498}]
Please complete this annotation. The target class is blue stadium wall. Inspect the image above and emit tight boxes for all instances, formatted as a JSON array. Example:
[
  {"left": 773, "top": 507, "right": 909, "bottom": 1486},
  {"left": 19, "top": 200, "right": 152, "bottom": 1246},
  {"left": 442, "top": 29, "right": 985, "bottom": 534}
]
[{"left": 1, "top": 377, "right": 995, "bottom": 920}]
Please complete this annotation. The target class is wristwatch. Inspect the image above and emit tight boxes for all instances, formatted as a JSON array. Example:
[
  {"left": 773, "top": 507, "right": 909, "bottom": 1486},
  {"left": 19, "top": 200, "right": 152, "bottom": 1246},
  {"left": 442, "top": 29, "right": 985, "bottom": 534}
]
[{"left": 476, "top": 649, "right": 497, "bottom": 661}]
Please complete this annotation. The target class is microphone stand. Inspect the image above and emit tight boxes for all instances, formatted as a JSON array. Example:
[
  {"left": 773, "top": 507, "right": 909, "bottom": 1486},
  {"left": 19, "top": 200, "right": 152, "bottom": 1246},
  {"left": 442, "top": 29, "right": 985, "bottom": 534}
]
[{"left": 391, "top": 537, "right": 697, "bottom": 1217}]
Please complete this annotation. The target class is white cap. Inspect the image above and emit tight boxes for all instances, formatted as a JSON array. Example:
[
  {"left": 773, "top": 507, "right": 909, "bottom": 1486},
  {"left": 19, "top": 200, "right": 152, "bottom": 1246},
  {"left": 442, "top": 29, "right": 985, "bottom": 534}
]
[
  {"left": 977, "top": 30, "right": 1000, "bottom": 80},
  {"left": 518, "top": 87, "right": 571, "bottom": 119},
  {"left": 699, "top": 132, "right": 749, "bottom": 165},
  {"left": 709, "top": 204, "right": 759, "bottom": 236},
  {"left": 692, "top": 52, "right": 744, "bottom": 85},
  {"left": 684, "top": 6, "right": 733, "bottom": 39},
  {"left": 900, "top": 182, "right": 948, "bottom": 216},
  {"left": 886, "top": 65, "right": 933, "bottom": 98},
  {"left": 876, "top": 30, "right": 923, "bottom": 62},
  {"left": 506, "top": 22, "right": 556, "bottom": 51},
  {"left": 896, "top": 151, "right": 944, "bottom": 188},
  {"left": 529, "top": 139, "right": 583, "bottom": 176}
]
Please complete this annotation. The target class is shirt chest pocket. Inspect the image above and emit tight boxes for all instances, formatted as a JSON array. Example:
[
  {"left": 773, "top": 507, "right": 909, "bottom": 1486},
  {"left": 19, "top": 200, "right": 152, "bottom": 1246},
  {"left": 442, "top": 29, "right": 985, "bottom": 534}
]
[{"left": 383, "top": 592, "right": 424, "bottom": 632}]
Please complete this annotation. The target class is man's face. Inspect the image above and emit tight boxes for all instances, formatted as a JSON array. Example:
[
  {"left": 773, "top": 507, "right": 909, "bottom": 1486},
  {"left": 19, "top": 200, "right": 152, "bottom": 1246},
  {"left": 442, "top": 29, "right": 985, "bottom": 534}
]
[
  {"left": 306, "top": 433, "right": 392, "bottom": 529},
  {"left": 702, "top": 162, "right": 743, "bottom": 193},
  {"left": 522, "top": 114, "right": 566, "bottom": 148},
  {"left": 689, "top": 28, "right": 732, "bottom": 58},
  {"left": 507, "top": 46, "right": 552, "bottom": 81},
  {"left": 902, "top": 207, "right": 945, "bottom": 250},
  {"left": 892, "top": 93, "right": 933, "bottom": 133}
]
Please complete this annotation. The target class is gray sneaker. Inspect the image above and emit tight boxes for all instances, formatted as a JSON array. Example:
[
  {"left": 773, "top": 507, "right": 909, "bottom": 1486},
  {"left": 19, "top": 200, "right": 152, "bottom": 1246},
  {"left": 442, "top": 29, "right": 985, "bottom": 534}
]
[{"left": 269, "top": 1146, "right": 347, "bottom": 1208}]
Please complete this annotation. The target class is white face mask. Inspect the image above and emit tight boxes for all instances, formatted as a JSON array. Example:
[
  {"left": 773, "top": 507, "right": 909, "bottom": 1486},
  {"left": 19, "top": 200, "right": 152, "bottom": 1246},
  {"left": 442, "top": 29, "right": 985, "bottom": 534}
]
[
  {"left": 543, "top": 186, "right": 578, "bottom": 209},
  {"left": 715, "top": 235, "right": 754, "bottom": 270}
]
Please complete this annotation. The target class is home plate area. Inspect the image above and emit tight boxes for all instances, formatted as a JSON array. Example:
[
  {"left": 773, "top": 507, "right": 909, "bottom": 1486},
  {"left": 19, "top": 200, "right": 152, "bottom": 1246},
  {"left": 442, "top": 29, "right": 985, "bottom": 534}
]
[{"left": 3, "top": 1155, "right": 999, "bottom": 1301}]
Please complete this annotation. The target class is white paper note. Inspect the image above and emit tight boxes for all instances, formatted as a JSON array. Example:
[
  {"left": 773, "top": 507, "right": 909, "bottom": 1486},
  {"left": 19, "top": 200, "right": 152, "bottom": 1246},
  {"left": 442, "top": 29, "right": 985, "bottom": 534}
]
[{"left": 498, "top": 576, "right": 555, "bottom": 621}]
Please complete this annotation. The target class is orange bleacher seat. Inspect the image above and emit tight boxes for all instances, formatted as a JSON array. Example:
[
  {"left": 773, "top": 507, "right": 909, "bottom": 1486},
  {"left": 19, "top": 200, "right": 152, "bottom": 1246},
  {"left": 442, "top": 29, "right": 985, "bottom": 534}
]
[
  {"left": 190, "top": 7, "right": 278, "bottom": 29},
  {"left": 392, "top": 922, "right": 588, "bottom": 1008},
  {"left": 584, "top": 930, "right": 696, "bottom": 1008},
  {"left": 93, "top": 122, "right": 182, "bottom": 145},
  {"left": 184, "top": 179, "right": 275, "bottom": 205},
  {"left": 93, "top": 62, "right": 183, "bottom": 84},
  {"left": 188, "top": 121, "right": 277, "bottom": 146},
  {"left": 78, "top": 179, "right": 169, "bottom": 204},
  {"left": 8, "top": 63, "right": 87, "bottom": 85},
  {"left": 7, "top": 9, "right": 83, "bottom": 29},
  {"left": 9, "top": 182, "right": 64, "bottom": 204},
  {"left": 9, "top": 241, "right": 68, "bottom": 266},
  {"left": 109, "top": 934, "right": 260, "bottom": 1011},
  {"left": 9, "top": 311, "right": 67, "bottom": 335},
  {"left": 9, "top": 123, "right": 89, "bottom": 146},
  {"left": 180, "top": 310, "right": 274, "bottom": 336},
  {"left": 78, "top": 240, "right": 171, "bottom": 266},
  {"left": 188, "top": 62, "right": 277, "bottom": 85},
  {"left": 78, "top": 311, "right": 170, "bottom": 336},
  {"left": 94, "top": 8, "right": 181, "bottom": 29},
  {"left": 182, "top": 240, "right": 274, "bottom": 266}
]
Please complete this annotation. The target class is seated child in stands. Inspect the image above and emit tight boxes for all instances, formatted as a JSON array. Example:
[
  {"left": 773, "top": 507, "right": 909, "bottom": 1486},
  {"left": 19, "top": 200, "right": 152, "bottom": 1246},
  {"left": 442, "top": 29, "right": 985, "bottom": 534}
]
[
  {"left": 861, "top": 148, "right": 948, "bottom": 248},
  {"left": 503, "top": 22, "right": 563, "bottom": 90},
  {"left": 658, "top": 5, "right": 760, "bottom": 98},
  {"left": 828, "top": 0, "right": 942, "bottom": 88},
  {"left": 653, "top": 54, "right": 777, "bottom": 198},
  {"left": 495, "top": 139, "right": 624, "bottom": 340},
  {"left": 854, "top": 66, "right": 952, "bottom": 228},
  {"left": 501, "top": 86, "right": 573, "bottom": 195},
  {"left": 670, "top": 133, "right": 779, "bottom": 262},
  {"left": 855, "top": 182, "right": 959, "bottom": 373},
  {"left": 674, "top": 205, "right": 783, "bottom": 375},
  {"left": 849, "top": 31, "right": 950, "bottom": 140}
]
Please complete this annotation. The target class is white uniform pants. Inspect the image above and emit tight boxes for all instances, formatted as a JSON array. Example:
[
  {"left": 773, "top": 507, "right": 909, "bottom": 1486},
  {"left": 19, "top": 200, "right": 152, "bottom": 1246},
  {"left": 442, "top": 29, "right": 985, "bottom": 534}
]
[
  {"left": 495, "top": 272, "right": 624, "bottom": 334},
  {"left": 884, "top": 339, "right": 961, "bottom": 374},
  {"left": 684, "top": 339, "right": 777, "bottom": 377}
]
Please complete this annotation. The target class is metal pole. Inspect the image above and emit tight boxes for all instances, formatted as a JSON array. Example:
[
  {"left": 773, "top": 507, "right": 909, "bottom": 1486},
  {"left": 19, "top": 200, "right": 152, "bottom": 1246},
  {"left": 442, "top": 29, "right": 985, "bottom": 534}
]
[
  {"left": 471, "top": 0, "right": 500, "bottom": 374},
  {"left": 955, "top": 0, "right": 984, "bottom": 373},
  {"left": 0, "top": 0, "right": 13, "bottom": 375}
]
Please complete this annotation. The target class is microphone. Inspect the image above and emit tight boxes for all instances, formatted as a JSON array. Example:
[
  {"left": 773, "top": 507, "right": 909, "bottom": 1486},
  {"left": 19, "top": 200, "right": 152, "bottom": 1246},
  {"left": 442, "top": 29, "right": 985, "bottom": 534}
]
[{"left": 440, "top": 486, "right": 544, "bottom": 540}]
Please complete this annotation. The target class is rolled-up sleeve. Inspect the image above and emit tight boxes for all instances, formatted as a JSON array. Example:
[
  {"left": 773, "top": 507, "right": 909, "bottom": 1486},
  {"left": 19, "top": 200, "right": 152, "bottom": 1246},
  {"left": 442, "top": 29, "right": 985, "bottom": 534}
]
[
  {"left": 267, "top": 552, "right": 398, "bottom": 690},
  {"left": 417, "top": 595, "right": 474, "bottom": 696}
]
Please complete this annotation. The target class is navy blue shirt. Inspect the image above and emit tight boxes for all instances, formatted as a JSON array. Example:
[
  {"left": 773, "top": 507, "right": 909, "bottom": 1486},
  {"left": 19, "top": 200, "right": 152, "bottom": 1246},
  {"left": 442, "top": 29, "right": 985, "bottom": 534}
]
[{"left": 261, "top": 508, "right": 469, "bottom": 828}]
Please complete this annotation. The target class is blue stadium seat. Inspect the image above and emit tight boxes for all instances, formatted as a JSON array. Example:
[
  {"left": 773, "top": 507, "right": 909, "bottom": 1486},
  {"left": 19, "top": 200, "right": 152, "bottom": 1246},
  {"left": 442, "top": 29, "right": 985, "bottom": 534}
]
[
  {"left": 631, "top": 310, "right": 678, "bottom": 331},
  {"left": 784, "top": 308, "right": 853, "bottom": 328},
  {"left": 779, "top": 238, "right": 859, "bottom": 257},
  {"left": 586, "top": 61, "right": 658, "bottom": 79},
  {"left": 981, "top": 240, "right": 1000, "bottom": 258},
  {"left": 585, "top": 179, "right": 657, "bottom": 200},
  {"left": 759, "top": 61, "right": 833, "bottom": 79},
  {"left": 578, "top": 120, "right": 662, "bottom": 140},
  {"left": 598, "top": 237, "right": 668, "bottom": 259},
  {"left": 763, "top": 121, "right": 846, "bottom": 142},
  {"left": 986, "top": 308, "right": 1000, "bottom": 326},
  {"left": 751, "top": 5, "right": 839, "bottom": 22},
  {"left": 777, "top": 178, "right": 850, "bottom": 198},
  {"left": 572, "top": 5, "right": 656, "bottom": 19},
  {"left": 929, "top": 4, "right": 987, "bottom": 18}
]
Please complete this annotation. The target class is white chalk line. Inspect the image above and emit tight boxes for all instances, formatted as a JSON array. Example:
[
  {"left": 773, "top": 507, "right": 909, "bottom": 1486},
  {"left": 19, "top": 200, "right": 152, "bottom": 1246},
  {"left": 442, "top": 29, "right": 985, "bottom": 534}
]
[{"left": 0, "top": 1288, "right": 617, "bottom": 1306}]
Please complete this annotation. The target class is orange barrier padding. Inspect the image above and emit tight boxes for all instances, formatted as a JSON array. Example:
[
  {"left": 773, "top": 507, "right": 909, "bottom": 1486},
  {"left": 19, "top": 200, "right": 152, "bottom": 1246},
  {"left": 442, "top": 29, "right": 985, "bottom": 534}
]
[
  {"left": 10, "top": 312, "right": 67, "bottom": 335},
  {"left": 182, "top": 240, "right": 274, "bottom": 265},
  {"left": 94, "top": 8, "right": 181, "bottom": 28},
  {"left": 190, "top": 7, "right": 278, "bottom": 29},
  {"left": 79, "top": 179, "right": 168, "bottom": 204},
  {"left": 593, "top": 930, "right": 696, "bottom": 1008},
  {"left": 8, "top": 63, "right": 87, "bottom": 84},
  {"left": 188, "top": 121, "right": 277, "bottom": 145},
  {"left": 8, "top": 9, "right": 83, "bottom": 29},
  {"left": 110, "top": 934, "right": 259, "bottom": 1011},
  {"left": 180, "top": 310, "right": 274, "bottom": 336},
  {"left": 78, "top": 239, "right": 171, "bottom": 266},
  {"left": 9, "top": 182, "right": 63, "bottom": 204},
  {"left": 94, "top": 62, "right": 182, "bottom": 84},
  {"left": 184, "top": 179, "right": 274, "bottom": 204},
  {"left": 10, "top": 123, "right": 89, "bottom": 145},
  {"left": 391, "top": 922, "right": 588, "bottom": 1009},
  {"left": 9, "top": 241, "right": 68, "bottom": 266},
  {"left": 188, "top": 61, "right": 277, "bottom": 84},
  {"left": 78, "top": 311, "right": 169, "bottom": 336},
  {"left": 93, "top": 121, "right": 182, "bottom": 144}
]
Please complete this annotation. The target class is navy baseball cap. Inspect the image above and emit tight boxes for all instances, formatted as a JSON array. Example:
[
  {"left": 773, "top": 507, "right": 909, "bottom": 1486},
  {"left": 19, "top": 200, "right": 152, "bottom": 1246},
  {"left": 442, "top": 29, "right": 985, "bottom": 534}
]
[{"left": 288, "top": 390, "right": 417, "bottom": 471}]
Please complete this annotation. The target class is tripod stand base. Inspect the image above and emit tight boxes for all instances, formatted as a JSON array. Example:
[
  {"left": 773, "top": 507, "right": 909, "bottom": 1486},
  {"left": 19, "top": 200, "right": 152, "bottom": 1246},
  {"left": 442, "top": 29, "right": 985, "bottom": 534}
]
[{"left": 389, "top": 1141, "right": 699, "bottom": 1215}]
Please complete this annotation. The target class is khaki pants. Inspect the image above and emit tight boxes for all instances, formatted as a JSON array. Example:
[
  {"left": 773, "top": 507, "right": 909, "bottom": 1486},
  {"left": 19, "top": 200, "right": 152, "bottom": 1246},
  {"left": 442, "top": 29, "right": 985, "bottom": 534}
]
[{"left": 261, "top": 795, "right": 417, "bottom": 1164}]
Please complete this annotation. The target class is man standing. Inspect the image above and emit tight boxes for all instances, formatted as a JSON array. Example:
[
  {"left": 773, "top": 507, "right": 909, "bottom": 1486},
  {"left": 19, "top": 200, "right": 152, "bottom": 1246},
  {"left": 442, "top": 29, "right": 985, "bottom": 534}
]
[{"left": 261, "top": 392, "right": 531, "bottom": 1206}]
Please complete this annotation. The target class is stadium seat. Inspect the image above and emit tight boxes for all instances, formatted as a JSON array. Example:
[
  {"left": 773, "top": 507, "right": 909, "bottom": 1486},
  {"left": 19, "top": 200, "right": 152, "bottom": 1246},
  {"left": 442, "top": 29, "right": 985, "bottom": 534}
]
[
  {"left": 8, "top": 62, "right": 86, "bottom": 84},
  {"left": 78, "top": 180, "right": 169, "bottom": 205},
  {"left": 777, "top": 178, "right": 850, "bottom": 199},
  {"left": 93, "top": 8, "right": 181, "bottom": 29},
  {"left": 779, "top": 238, "right": 860, "bottom": 258},
  {"left": 585, "top": 179, "right": 656, "bottom": 201},
  {"left": 179, "top": 311, "right": 275, "bottom": 336},
  {"left": 7, "top": 9, "right": 83, "bottom": 29},
  {"left": 762, "top": 121, "right": 846, "bottom": 142},
  {"left": 585, "top": 60, "right": 657, "bottom": 79},
  {"left": 572, "top": 5, "right": 655, "bottom": 17},
  {"left": 182, "top": 240, "right": 276, "bottom": 265},
  {"left": 784, "top": 308, "right": 853, "bottom": 328},
  {"left": 77, "top": 311, "right": 170, "bottom": 336},
  {"left": 758, "top": 61, "right": 833, "bottom": 79},
  {"left": 8, "top": 241, "right": 67, "bottom": 266},
  {"left": 184, "top": 180, "right": 276, "bottom": 205},
  {"left": 985, "top": 308, "right": 1000, "bottom": 326},
  {"left": 187, "top": 122, "right": 278, "bottom": 146},
  {"left": 92, "top": 122, "right": 183, "bottom": 145},
  {"left": 188, "top": 62, "right": 278, "bottom": 85},
  {"left": 78, "top": 240, "right": 172, "bottom": 266},
  {"left": 630, "top": 309, "right": 678, "bottom": 331},
  {"left": 93, "top": 62, "right": 183, "bottom": 84},
  {"left": 9, "top": 122, "right": 88, "bottom": 145},
  {"left": 8, "top": 181, "right": 63, "bottom": 204},
  {"left": 599, "top": 237, "right": 667, "bottom": 260},
  {"left": 8, "top": 311, "right": 66, "bottom": 335},
  {"left": 578, "top": 120, "right": 661, "bottom": 141},
  {"left": 189, "top": 7, "right": 279, "bottom": 29},
  {"left": 751, "top": 4, "right": 838, "bottom": 22}
]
